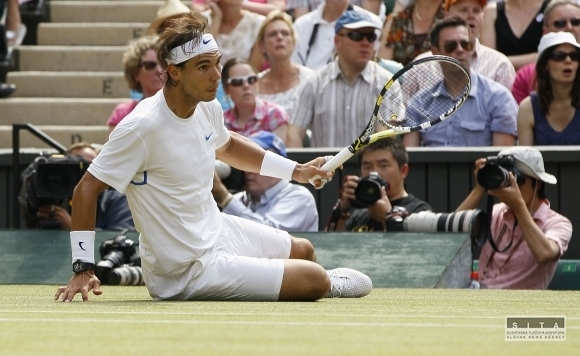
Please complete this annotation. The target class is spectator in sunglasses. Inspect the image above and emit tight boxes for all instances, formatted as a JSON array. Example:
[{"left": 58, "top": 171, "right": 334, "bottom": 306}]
[
  {"left": 106, "top": 35, "right": 163, "bottom": 139},
  {"left": 222, "top": 57, "right": 289, "bottom": 140},
  {"left": 289, "top": 10, "right": 396, "bottom": 148},
  {"left": 402, "top": 16, "right": 518, "bottom": 147},
  {"left": 512, "top": 0, "right": 580, "bottom": 104},
  {"left": 412, "top": 0, "right": 515, "bottom": 90},
  {"left": 517, "top": 32, "right": 580, "bottom": 145},
  {"left": 481, "top": 0, "right": 549, "bottom": 71}
]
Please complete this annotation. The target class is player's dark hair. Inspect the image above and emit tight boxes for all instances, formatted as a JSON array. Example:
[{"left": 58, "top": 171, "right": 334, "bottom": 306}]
[
  {"left": 357, "top": 138, "right": 408, "bottom": 169},
  {"left": 429, "top": 16, "right": 471, "bottom": 50},
  {"left": 155, "top": 13, "right": 208, "bottom": 86}
]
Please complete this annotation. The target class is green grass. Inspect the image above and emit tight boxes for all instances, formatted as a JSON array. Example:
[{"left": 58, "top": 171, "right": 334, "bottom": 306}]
[{"left": 0, "top": 285, "right": 578, "bottom": 355}]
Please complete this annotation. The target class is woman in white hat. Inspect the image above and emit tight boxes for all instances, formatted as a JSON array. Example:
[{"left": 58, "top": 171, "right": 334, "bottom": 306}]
[{"left": 517, "top": 31, "right": 580, "bottom": 145}]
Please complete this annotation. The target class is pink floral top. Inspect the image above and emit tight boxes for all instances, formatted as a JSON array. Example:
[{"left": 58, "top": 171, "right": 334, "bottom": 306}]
[{"left": 223, "top": 98, "right": 289, "bottom": 137}]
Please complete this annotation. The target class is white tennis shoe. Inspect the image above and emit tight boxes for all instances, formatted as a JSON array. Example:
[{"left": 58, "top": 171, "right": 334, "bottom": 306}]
[{"left": 324, "top": 268, "right": 372, "bottom": 298}]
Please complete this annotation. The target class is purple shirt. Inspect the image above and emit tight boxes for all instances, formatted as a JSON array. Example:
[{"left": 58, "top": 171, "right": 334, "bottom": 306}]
[
  {"left": 223, "top": 98, "right": 288, "bottom": 137},
  {"left": 478, "top": 201, "right": 572, "bottom": 290}
]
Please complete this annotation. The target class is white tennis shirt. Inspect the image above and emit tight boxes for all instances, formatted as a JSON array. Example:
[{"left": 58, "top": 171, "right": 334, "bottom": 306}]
[{"left": 88, "top": 90, "right": 230, "bottom": 277}]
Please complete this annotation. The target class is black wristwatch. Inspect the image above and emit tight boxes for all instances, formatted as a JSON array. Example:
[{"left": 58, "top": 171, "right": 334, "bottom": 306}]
[{"left": 72, "top": 260, "right": 95, "bottom": 273}]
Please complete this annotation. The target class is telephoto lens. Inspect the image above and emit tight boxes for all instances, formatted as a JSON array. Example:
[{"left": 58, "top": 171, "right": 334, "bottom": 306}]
[
  {"left": 107, "top": 265, "right": 145, "bottom": 286},
  {"left": 95, "top": 250, "right": 125, "bottom": 282}
]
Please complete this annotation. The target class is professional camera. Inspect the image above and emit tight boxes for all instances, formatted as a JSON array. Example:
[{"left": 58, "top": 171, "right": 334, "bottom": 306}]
[
  {"left": 18, "top": 152, "right": 90, "bottom": 229},
  {"left": 96, "top": 232, "right": 144, "bottom": 286},
  {"left": 215, "top": 160, "right": 245, "bottom": 193},
  {"left": 354, "top": 171, "right": 389, "bottom": 207},
  {"left": 476, "top": 155, "right": 525, "bottom": 190}
]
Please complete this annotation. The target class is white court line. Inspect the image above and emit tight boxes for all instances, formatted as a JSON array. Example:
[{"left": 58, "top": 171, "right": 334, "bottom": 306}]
[
  {"left": 0, "top": 317, "right": 507, "bottom": 328},
  {"left": 0, "top": 310, "right": 578, "bottom": 320}
]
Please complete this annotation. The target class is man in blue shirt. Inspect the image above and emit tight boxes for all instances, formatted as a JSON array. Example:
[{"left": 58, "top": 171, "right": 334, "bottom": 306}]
[
  {"left": 402, "top": 16, "right": 518, "bottom": 147},
  {"left": 212, "top": 131, "right": 319, "bottom": 232}
]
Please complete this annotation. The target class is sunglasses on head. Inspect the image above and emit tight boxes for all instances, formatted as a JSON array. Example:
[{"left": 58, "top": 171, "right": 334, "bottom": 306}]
[
  {"left": 140, "top": 61, "right": 160, "bottom": 71},
  {"left": 339, "top": 31, "right": 378, "bottom": 43},
  {"left": 227, "top": 75, "right": 259, "bottom": 87},
  {"left": 443, "top": 40, "right": 473, "bottom": 53},
  {"left": 552, "top": 18, "right": 580, "bottom": 29},
  {"left": 549, "top": 50, "right": 580, "bottom": 62}
]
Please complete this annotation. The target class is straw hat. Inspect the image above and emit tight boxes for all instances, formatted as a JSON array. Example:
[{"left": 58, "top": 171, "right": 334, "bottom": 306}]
[{"left": 148, "top": 0, "right": 192, "bottom": 34}]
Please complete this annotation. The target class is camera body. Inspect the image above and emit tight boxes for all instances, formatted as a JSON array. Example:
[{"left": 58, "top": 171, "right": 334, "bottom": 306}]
[
  {"left": 354, "top": 171, "right": 389, "bottom": 207},
  {"left": 19, "top": 152, "right": 90, "bottom": 228},
  {"left": 215, "top": 160, "right": 245, "bottom": 193},
  {"left": 476, "top": 155, "right": 526, "bottom": 190},
  {"left": 96, "top": 233, "right": 144, "bottom": 286}
]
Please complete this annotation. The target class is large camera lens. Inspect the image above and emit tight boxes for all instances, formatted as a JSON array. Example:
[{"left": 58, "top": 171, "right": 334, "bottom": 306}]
[
  {"left": 355, "top": 172, "right": 388, "bottom": 206},
  {"left": 95, "top": 250, "right": 125, "bottom": 281},
  {"left": 477, "top": 165, "right": 511, "bottom": 190},
  {"left": 108, "top": 265, "right": 144, "bottom": 286}
]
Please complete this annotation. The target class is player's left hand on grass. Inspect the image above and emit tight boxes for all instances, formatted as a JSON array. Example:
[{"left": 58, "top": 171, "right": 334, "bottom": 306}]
[{"left": 54, "top": 271, "right": 102, "bottom": 302}]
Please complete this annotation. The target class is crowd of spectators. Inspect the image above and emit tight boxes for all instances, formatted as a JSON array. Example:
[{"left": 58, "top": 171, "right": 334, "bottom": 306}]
[{"left": 19, "top": 0, "right": 576, "bottom": 291}]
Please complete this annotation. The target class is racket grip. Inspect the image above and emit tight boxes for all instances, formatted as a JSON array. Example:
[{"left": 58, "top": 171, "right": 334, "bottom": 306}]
[{"left": 308, "top": 147, "right": 354, "bottom": 189}]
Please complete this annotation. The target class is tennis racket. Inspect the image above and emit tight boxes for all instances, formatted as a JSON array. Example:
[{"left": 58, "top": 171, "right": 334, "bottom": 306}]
[{"left": 309, "top": 55, "right": 471, "bottom": 188}]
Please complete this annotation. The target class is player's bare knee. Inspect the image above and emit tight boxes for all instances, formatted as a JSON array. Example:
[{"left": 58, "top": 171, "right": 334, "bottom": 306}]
[{"left": 289, "top": 237, "right": 315, "bottom": 261}]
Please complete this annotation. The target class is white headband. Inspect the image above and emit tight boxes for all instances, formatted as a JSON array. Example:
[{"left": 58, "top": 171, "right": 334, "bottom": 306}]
[{"left": 167, "top": 33, "right": 218, "bottom": 65}]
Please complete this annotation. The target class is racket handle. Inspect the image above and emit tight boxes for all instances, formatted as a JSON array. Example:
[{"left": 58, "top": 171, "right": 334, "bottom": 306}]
[{"left": 309, "top": 147, "right": 354, "bottom": 189}]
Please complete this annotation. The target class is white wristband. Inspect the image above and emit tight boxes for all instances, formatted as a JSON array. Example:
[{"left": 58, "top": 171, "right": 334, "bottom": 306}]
[
  {"left": 260, "top": 151, "right": 297, "bottom": 181},
  {"left": 70, "top": 231, "right": 95, "bottom": 264}
]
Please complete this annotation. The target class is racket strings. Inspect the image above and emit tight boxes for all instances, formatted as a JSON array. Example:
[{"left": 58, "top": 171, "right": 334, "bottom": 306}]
[{"left": 378, "top": 59, "right": 470, "bottom": 130}]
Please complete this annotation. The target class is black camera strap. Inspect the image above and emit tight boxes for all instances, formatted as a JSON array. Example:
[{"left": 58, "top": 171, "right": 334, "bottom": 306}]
[{"left": 483, "top": 195, "right": 514, "bottom": 253}]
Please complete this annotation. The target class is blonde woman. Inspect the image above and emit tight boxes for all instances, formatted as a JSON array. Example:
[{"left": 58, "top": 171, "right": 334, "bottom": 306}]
[{"left": 256, "top": 10, "right": 315, "bottom": 120}]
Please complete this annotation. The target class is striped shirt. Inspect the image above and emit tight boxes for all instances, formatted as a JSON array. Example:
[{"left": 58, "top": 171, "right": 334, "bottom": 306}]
[
  {"left": 415, "top": 38, "right": 516, "bottom": 90},
  {"left": 291, "top": 60, "right": 395, "bottom": 147}
]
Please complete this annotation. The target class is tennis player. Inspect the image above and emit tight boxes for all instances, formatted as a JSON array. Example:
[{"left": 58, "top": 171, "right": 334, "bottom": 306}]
[{"left": 54, "top": 13, "right": 372, "bottom": 302}]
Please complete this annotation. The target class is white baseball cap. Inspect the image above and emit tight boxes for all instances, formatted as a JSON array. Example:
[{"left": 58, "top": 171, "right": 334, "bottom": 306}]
[
  {"left": 537, "top": 31, "right": 580, "bottom": 58},
  {"left": 498, "top": 147, "right": 557, "bottom": 184}
]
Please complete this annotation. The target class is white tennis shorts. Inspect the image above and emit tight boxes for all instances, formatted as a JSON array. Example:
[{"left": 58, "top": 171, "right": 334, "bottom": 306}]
[{"left": 144, "top": 213, "right": 291, "bottom": 301}]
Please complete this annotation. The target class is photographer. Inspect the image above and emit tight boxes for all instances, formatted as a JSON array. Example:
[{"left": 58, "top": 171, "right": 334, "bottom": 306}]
[
  {"left": 29, "top": 142, "right": 134, "bottom": 231},
  {"left": 212, "top": 131, "right": 319, "bottom": 232},
  {"left": 327, "top": 138, "right": 432, "bottom": 232},
  {"left": 457, "top": 146, "right": 572, "bottom": 289}
]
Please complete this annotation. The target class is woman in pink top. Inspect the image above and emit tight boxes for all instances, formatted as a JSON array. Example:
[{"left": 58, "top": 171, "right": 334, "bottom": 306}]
[
  {"left": 222, "top": 57, "right": 289, "bottom": 140},
  {"left": 192, "top": 0, "right": 286, "bottom": 16},
  {"left": 106, "top": 35, "right": 164, "bottom": 138}
]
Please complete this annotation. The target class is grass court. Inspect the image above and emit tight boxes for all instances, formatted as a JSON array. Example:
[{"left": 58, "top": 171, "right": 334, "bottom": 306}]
[{"left": 0, "top": 285, "right": 578, "bottom": 355}]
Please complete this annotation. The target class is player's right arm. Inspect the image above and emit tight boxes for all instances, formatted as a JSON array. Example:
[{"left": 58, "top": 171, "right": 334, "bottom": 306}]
[{"left": 54, "top": 172, "right": 109, "bottom": 302}]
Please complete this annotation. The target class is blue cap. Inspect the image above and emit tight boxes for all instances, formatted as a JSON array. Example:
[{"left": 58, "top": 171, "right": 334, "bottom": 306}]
[
  {"left": 249, "top": 131, "right": 287, "bottom": 158},
  {"left": 335, "top": 10, "right": 382, "bottom": 34}
]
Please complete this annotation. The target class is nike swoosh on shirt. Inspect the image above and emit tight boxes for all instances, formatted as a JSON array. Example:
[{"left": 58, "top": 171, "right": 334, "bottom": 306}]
[
  {"left": 205, "top": 132, "right": 213, "bottom": 140},
  {"left": 203, "top": 39, "right": 212, "bottom": 45}
]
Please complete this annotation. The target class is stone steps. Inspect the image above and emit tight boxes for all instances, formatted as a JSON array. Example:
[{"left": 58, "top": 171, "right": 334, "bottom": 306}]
[
  {"left": 3, "top": 125, "right": 109, "bottom": 149},
  {"left": 1, "top": 0, "right": 188, "bottom": 149},
  {"left": 6, "top": 72, "right": 128, "bottom": 98},
  {"left": 1, "top": 97, "right": 128, "bottom": 125},
  {"left": 37, "top": 23, "right": 149, "bottom": 46}
]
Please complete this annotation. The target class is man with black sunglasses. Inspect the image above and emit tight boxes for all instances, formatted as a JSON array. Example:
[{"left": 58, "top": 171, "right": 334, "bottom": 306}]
[
  {"left": 291, "top": 0, "right": 382, "bottom": 70},
  {"left": 512, "top": 0, "right": 580, "bottom": 104},
  {"left": 288, "top": 10, "right": 396, "bottom": 148},
  {"left": 402, "top": 16, "right": 518, "bottom": 147},
  {"left": 412, "top": 0, "right": 516, "bottom": 90}
]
